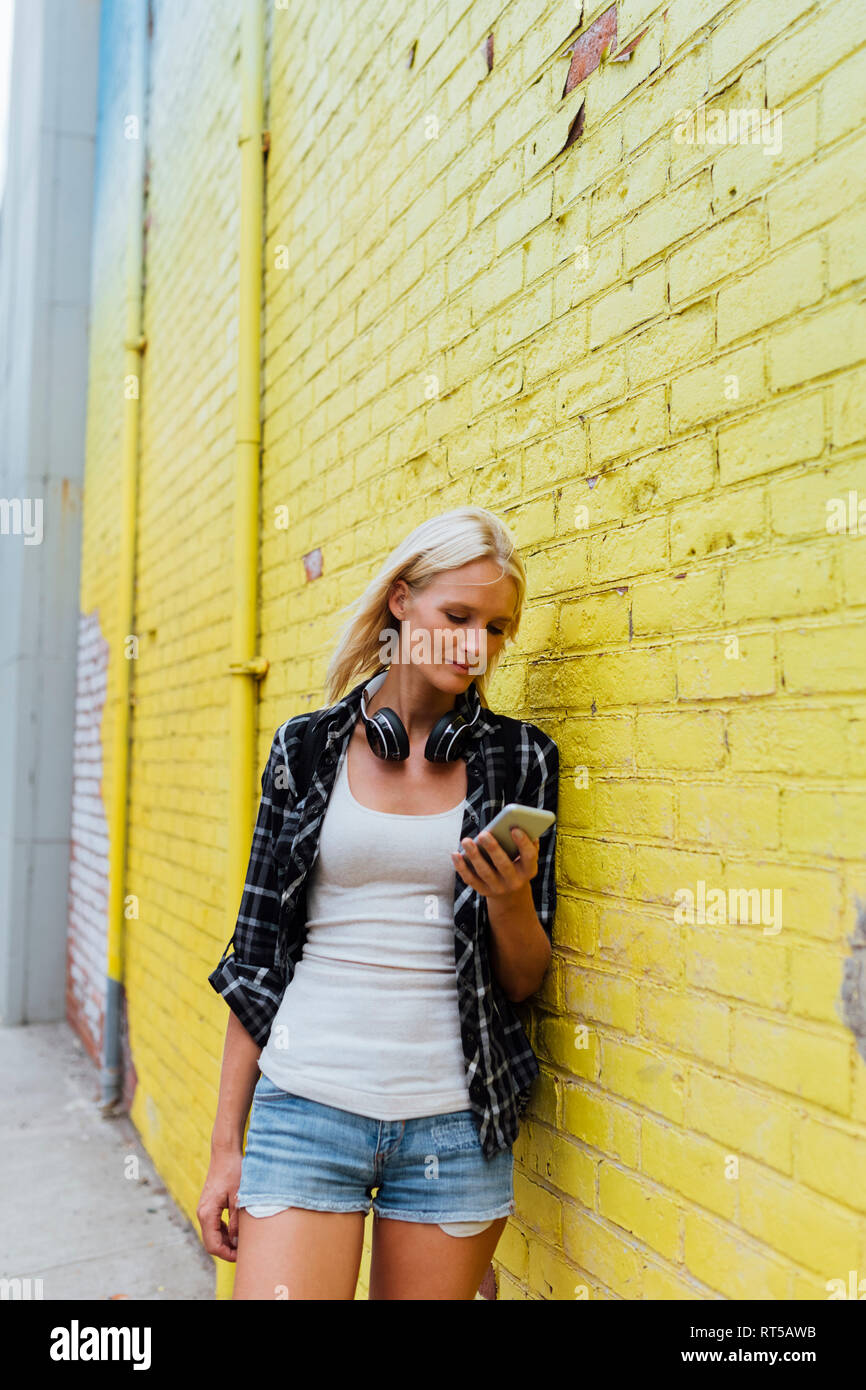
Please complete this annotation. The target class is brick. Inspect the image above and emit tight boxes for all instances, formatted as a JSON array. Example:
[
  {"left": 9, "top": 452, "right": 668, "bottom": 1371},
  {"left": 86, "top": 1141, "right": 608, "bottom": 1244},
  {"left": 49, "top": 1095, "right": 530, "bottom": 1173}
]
[
  {"left": 588, "top": 515, "right": 669, "bottom": 581},
  {"left": 789, "top": 945, "right": 849, "bottom": 1025},
  {"left": 639, "top": 983, "right": 731, "bottom": 1067},
  {"left": 594, "top": 779, "right": 675, "bottom": 839},
  {"left": 670, "top": 344, "right": 765, "bottom": 432},
  {"left": 512, "top": 1170, "right": 562, "bottom": 1243},
  {"left": 560, "top": 590, "right": 631, "bottom": 647},
  {"left": 621, "top": 46, "right": 709, "bottom": 157},
  {"left": 590, "top": 140, "right": 668, "bottom": 239},
  {"left": 723, "top": 547, "right": 836, "bottom": 621},
  {"left": 565, "top": 964, "right": 638, "bottom": 1033},
  {"left": 733, "top": 1013, "right": 850, "bottom": 1112},
  {"left": 557, "top": 347, "right": 627, "bottom": 418},
  {"left": 597, "top": 905, "right": 684, "bottom": 987},
  {"left": 633, "top": 844, "right": 724, "bottom": 907},
  {"left": 552, "top": 228, "right": 622, "bottom": 315},
  {"left": 562, "top": 4, "right": 617, "bottom": 92},
  {"left": 629, "top": 550, "right": 697, "bottom": 623},
  {"left": 769, "top": 300, "right": 866, "bottom": 394},
  {"left": 598, "top": 1163, "right": 681, "bottom": 1259},
  {"left": 623, "top": 171, "right": 712, "bottom": 271},
  {"left": 765, "top": 2, "right": 866, "bottom": 105},
  {"left": 768, "top": 459, "right": 866, "bottom": 540},
  {"left": 797, "top": 1117, "right": 866, "bottom": 1214},
  {"left": 523, "top": 419, "right": 588, "bottom": 479},
  {"left": 767, "top": 131, "right": 866, "bottom": 248},
  {"left": 527, "top": 1241, "right": 586, "bottom": 1301},
  {"left": 669, "top": 202, "right": 767, "bottom": 305},
  {"left": 670, "top": 486, "right": 765, "bottom": 565},
  {"left": 718, "top": 391, "right": 825, "bottom": 484},
  {"left": 781, "top": 787, "right": 866, "bottom": 859},
  {"left": 821, "top": 42, "right": 866, "bottom": 145},
  {"left": 684, "top": 1211, "right": 791, "bottom": 1300},
  {"left": 589, "top": 264, "right": 665, "bottom": 348},
  {"left": 728, "top": 706, "right": 850, "bottom": 776},
  {"left": 627, "top": 300, "right": 715, "bottom": 390},
  {"left": 563, "top": 1083, "right": 641, "bottom": 1166},
  {"left": 642, "top": 1116, "right": 737, "bottom": 1219},
  {"left": 569, "top": 436, "right": 715, "bottom": 534},
  {"left": 780, "top": 624, "right": 866, "bottom": 695},
  {"left": 562, "top": 1207, "right": 643, "bottom": 1298},
  {"left": 828, "top": 204, "right": 866, "bottom": 292},
  {"left": 739, "top": 1162, "right": 860, "bottom": 1273},
  {"left": 687, "top": 1067, "right": 793, "bottom": 1173},
  {"left": 522, "top": 1123, "right": 597, "bottom": 1207},
  {"left": 552, "top": 114, "right": 624, "bottom": 215},
  {"left": 600, "top": 1038, "right": 686, "bottom": 1123},
  {"left": 679, "top": 783, "right": 780, "bottom": 852},
  {"left": 717, "top": 239, "right": 824, "bottom": 346},
  {"left": 470, "top": 246, "right": 523, "bottom": 321},
  {"left": 710, "top": 95, "right": 818, "bottom": 217},
  {"left": 557, "top": 713, "right": 634, "bottom": 771},
  {"left": 589, "top": 386, "right": 667, "bottom": 467},
  {"left": 523, "top": 308, "right": 587, "bottom": 387},
  {"left": 676, "top": 633, "right": 776, "bottom": 700},
  {"left": 636, "top": 711, "right": 726, "bottom": 771},
  {"left": 709, "top": 0, "right": 814, "bottom": 84}
]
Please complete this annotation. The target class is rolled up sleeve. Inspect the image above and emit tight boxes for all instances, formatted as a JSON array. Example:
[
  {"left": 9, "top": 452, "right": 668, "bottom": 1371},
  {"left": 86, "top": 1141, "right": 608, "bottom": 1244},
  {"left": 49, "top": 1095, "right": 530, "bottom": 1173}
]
[{"left": 207, "top": 726, "right": 292, "bottom": 1046}]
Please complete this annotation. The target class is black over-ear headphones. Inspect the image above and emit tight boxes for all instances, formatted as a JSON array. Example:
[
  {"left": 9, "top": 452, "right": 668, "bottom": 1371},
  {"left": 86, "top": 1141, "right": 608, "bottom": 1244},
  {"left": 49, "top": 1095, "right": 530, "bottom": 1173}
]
[{"left": 359, "top": 669, "right": 479, "bottom": 763}]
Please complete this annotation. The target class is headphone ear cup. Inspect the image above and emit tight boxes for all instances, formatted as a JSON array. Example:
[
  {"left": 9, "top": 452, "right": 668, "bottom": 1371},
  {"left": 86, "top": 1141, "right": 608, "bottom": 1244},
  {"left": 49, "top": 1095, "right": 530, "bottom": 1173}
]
[
  {"left": 424, "top": 713, "right": 471, "bottom": 764},
  {"left": 364, "top": 706, "right": 410, "bottom": 761}
]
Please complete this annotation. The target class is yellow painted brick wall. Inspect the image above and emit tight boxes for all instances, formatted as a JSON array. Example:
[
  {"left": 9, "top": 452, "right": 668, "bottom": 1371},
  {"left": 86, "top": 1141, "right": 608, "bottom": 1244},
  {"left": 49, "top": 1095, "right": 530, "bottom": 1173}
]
[{"left": 79, "top": 0, "right": 866, "bottom": 1299}]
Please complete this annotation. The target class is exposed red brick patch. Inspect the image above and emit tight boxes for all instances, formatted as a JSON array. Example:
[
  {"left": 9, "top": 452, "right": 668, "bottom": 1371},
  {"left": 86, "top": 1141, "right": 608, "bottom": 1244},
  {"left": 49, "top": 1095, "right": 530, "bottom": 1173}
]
[
  {"left": 562, "top": 3, "right": 617, "bottom": 96},
  {"left": 479, "top": 1262, "right": 497, "bottom": 1299},
  {"left": 484, "top": 32, "right": 494, "bottom": 72}
]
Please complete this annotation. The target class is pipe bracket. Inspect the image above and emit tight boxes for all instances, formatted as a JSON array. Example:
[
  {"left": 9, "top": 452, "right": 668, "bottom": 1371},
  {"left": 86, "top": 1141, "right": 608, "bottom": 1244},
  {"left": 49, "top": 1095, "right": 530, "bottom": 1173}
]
[{"left": 228, "top": 656, "right": 270, "bottom": 679}]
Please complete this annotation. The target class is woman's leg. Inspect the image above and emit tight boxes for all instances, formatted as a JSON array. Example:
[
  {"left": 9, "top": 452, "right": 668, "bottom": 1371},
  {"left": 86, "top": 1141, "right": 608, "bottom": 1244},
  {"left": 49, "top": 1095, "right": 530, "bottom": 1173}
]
[
  {"left": 232, "top": 1207, "right": 367, "bottom": 1300},
  {"left": 368, "top": 1213, "right": 509, "bottom": 1300}
]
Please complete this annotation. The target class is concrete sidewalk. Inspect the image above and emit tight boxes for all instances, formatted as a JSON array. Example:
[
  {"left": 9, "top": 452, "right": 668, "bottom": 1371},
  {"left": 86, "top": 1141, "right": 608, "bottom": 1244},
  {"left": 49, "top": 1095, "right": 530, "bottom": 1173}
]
[{"left": 0, "top": 1021, "right": 214, "bottom": 1300}]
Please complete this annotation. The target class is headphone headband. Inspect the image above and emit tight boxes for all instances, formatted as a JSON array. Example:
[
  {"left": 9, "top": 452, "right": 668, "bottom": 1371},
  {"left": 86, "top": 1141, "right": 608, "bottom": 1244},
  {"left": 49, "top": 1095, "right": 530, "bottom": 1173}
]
[{"left": 359, "top": 670, "right": 476, "bottom": 764}]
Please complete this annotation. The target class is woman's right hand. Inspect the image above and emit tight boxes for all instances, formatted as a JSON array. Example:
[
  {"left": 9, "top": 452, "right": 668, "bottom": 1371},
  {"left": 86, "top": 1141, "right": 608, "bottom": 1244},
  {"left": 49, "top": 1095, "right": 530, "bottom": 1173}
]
[{"left": 197, "top": 1148, "right": 244, "bottom": 1262}]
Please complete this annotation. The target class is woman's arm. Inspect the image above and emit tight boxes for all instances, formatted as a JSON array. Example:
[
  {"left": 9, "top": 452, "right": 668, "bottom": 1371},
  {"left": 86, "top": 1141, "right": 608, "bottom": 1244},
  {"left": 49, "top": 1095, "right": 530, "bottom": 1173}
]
[
  {"left": 197, "top": 1011, "right": 262, "bottom": 1262},
  {"left": 211, "top": 1010, "right": 262, "bottom": 1151},
  {"left": 452, "top": 726, "right": 559, "bottom": 1002}
]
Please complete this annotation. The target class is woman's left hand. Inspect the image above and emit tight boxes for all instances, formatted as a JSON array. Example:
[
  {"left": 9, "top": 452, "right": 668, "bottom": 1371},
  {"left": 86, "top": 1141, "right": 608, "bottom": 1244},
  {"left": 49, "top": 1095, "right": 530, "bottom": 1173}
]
[{"left": 451, "top": 828, "right": 539, "bottom": 900}]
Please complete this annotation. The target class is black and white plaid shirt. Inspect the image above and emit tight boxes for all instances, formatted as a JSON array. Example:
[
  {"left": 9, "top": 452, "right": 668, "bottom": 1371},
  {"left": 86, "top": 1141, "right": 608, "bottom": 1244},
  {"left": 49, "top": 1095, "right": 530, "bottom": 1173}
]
[{"left": 208, "top": 674, "right": 559, "bottom": 1158}]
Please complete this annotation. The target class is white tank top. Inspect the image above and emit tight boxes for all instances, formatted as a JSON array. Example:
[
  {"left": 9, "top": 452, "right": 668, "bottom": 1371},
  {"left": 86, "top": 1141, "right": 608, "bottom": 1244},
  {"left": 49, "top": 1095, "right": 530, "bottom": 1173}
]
[{"left": 258, "top": 745, "right": 473, "bottom": 1118}]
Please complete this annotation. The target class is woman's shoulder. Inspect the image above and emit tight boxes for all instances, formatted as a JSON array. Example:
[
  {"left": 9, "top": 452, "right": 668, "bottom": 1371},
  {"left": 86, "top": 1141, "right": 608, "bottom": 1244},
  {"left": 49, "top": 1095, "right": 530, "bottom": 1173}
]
[{"left": 491, "top": 710, "right": 559, "bottom": 759}]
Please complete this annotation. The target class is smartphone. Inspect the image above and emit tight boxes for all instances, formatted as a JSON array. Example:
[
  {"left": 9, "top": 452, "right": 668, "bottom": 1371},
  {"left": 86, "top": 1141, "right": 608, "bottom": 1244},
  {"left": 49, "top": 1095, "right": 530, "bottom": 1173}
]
[{"left": 460, "top": 802, "right": 556, "bottom": 863}]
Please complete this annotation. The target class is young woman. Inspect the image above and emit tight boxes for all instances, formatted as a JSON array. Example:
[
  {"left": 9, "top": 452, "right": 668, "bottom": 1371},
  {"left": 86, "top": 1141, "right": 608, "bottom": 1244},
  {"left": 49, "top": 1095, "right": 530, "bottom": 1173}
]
[{"left": 198, "top": 506, "right": 559, "bottom": 1300}]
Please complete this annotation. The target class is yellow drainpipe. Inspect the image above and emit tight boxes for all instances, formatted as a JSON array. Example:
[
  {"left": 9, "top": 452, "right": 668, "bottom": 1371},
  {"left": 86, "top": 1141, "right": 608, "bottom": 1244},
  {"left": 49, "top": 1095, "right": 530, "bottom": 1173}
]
[
  {"left": 102, "top": 0, "right": 149, "bottom": 1111},
  {"left": 218, "top": 0, "right": 268, "bottom": 1299}
]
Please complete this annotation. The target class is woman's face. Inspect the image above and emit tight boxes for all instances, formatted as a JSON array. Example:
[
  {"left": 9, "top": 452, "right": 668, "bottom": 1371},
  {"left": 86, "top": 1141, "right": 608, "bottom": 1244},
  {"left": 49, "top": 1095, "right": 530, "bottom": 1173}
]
[{"left": 386, "top": 558, "right": 518, "bottom": 691}]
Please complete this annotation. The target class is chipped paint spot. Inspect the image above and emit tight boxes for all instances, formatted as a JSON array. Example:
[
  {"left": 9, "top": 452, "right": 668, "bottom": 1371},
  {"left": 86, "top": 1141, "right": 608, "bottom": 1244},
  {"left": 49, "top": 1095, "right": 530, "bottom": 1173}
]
[
  {"left": 561, "top": 99, "right": 586, "bottom": 153},
  {"left": 612, "top": 26, "right": 649, "bottom": 61},
  {"left": 303, "top": 547, "right": 323, "bottom": 581},
  {"left": 484, "top": 33, "right": 494, "bottom": 73},
  {"left": 841, "top": 898, "right": 866, "bottom": 1064}
]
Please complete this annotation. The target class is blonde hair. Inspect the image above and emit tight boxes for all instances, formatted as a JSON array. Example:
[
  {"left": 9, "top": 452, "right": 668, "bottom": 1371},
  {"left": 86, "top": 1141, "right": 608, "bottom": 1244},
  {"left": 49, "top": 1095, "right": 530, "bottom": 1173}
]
[{"left": 323, "top": 506, "right": 526, "bottom": 706}]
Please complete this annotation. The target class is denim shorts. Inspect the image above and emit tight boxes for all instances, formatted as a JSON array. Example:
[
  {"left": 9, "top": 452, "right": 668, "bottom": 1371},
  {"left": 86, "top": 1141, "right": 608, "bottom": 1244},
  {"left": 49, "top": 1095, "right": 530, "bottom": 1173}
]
[{"left": 235, "top": 1071, "right": 515, "bottom": 1232}]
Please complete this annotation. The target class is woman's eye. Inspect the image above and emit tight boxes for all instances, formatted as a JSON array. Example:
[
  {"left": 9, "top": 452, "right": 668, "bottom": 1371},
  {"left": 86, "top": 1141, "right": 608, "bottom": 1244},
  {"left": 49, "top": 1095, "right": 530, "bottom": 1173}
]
[{"left": 445, "top": 612, "right": 504, "bottom": 635}]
